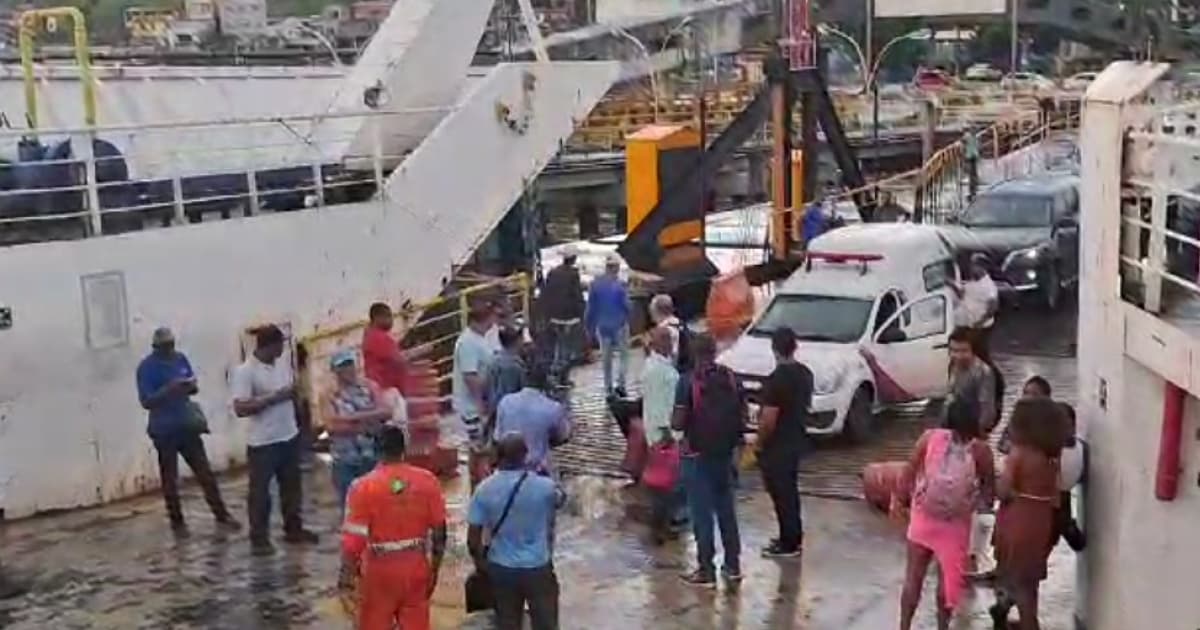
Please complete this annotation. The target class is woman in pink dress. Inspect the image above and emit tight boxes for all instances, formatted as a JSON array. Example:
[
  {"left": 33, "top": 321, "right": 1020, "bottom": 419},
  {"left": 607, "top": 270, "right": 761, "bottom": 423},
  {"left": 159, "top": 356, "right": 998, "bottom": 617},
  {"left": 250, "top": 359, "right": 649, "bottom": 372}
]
[{"left": 900, "top": 398, "right": 995, "bottom": 630}]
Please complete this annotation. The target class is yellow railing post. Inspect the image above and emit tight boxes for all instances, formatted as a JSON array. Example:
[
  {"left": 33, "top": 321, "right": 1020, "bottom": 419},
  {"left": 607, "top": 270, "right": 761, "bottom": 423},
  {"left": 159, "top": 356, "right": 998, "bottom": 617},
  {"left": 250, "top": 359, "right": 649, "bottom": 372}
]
[
  {"left": 19, "top": 7, "right": 96, "bottom": 131},
  {"left": 457, "top": 289, "right": 471, "bottom": 331}
]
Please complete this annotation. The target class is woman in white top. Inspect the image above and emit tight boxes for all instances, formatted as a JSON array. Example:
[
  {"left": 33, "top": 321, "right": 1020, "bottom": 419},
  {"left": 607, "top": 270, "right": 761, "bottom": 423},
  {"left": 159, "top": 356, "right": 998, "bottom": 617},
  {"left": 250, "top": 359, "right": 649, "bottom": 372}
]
[{"left": 1056, "top": 402, "right": 1087, "bottom": 551}]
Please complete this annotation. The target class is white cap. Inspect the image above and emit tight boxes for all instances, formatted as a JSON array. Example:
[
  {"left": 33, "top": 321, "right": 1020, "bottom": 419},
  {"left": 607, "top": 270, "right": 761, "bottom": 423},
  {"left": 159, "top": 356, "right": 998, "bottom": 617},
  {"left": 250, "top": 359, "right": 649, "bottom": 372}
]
[{"left": 605, "top": 253, "right": 622, "bottom": 267}]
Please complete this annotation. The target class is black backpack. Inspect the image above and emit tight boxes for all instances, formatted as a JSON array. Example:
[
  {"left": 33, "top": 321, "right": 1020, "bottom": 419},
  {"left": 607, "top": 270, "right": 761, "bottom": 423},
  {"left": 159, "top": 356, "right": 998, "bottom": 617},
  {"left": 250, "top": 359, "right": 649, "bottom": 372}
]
[
  {"left": 674, "top": 322, "right": 694, "bottom": 373},
  {"left": 685, "top": 365, "right": 745, "bottom": 457}
]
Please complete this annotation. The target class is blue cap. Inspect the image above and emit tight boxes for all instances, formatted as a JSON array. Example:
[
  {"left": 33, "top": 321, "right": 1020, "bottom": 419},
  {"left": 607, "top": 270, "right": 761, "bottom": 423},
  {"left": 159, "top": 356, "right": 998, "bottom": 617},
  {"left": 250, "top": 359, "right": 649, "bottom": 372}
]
[{"left": 330, "top": 349, "right": 357, "bottom": 369}]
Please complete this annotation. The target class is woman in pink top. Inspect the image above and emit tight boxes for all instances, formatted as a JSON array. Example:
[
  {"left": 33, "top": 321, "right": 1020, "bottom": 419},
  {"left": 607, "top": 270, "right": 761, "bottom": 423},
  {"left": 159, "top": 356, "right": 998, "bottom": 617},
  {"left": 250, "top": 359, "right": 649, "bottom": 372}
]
[{"left": 900, "top": 398, "right": 995, "bottom": 630}]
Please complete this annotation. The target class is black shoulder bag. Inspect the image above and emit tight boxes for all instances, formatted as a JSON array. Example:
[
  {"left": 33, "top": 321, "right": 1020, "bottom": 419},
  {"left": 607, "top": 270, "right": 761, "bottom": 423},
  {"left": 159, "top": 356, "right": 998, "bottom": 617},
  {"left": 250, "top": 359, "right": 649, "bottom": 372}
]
[{"left": 465, "top": 472, "right": 529, "bottom": 612}]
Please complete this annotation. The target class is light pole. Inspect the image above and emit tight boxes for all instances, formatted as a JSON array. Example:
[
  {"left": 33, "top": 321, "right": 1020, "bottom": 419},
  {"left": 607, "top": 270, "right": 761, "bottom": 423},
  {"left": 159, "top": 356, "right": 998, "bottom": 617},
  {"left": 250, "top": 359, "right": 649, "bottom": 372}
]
[
  {"left": 610, "top": 26, "right": 660, "bottom": 122},
  {"left": 816, "top": 23, "right": 867, "bottom": 86},
  {"left": 865, "top": 27, "right": 932, "bottom": 88},
  {"left": 866, "top": 27, "right": 930, "bottom": 181},
  {"left": 293, "top": 21, "right": 342, "bottom": 67},
  {"left": 1010, "top": 0, "right": 1019, "bottom": 75},
  {"left": 659, "top": 16, "right": 695, "bottom": 57}
]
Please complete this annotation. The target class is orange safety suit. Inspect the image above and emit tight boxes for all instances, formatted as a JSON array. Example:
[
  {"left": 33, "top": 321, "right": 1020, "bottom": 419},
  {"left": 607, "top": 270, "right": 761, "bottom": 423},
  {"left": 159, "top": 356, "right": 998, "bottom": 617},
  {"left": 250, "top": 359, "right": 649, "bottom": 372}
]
[{"left": 342, "top": 462, "right": 447, "bottom": 630}]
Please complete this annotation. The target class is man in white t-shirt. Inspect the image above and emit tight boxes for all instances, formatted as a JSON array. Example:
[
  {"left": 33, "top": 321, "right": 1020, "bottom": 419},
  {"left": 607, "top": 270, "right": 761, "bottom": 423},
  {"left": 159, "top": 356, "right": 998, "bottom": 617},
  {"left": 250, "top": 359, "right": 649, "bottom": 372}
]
[
  {"left": 232, "top": 325, "right": 319, "bottom": 555},
  {"left": 951, "top": 254, "right": 999, "bottom": 359}
]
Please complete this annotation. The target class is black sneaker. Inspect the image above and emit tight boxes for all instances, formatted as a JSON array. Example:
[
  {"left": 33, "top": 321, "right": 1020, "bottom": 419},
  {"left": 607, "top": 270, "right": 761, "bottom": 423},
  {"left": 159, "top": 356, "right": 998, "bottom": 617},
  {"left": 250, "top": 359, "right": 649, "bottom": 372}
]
[
  {"left": 761, "top": 542, "right": 802, "bottom": 558},
  {"left": 1064, "top": 521, "right": 1087, "bottom": 552},
  {"left": 250, "top": 539, "right": 276, "bottom": 557},
  {"left": 988, "top": 603, "right": 1008, "bottom": 630},
  {"left": 721, "top": 566, "right": 744, "bottom": 583},
  {"left": 215, "top": 516, "right": 242, "bottom": 533},
  {"left": 284, "top": 529, "right": 320, "bottom": 545},
  {"left": 680, "top": 569, "right": 717, "bottom": 588}
]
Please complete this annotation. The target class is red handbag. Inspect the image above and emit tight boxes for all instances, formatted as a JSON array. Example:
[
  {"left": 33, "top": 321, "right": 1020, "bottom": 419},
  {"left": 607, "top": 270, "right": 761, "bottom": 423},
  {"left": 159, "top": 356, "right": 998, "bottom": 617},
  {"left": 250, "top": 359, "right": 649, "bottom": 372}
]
[
  {"left": 642, "top": 440, "right": 681, "bottom": 491},
  {"left": 621, "top": 419, "right": 649, "bottom": 479}
]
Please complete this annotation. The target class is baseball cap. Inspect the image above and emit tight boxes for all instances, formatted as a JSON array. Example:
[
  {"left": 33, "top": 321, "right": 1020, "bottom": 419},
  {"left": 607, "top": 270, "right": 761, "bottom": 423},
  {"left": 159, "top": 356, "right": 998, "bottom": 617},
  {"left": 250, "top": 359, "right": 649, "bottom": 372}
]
[{"left": 330, "top": 349, "right": 357, "bottom": 369}]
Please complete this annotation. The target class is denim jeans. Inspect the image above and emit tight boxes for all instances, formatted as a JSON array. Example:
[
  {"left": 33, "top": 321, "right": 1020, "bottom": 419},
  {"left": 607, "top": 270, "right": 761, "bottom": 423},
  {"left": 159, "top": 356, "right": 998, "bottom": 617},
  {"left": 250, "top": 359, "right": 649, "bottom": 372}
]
[
  {"left": 597, "top": 325, "right": 629, "bottom": 395},
  {"left": 331, "top": 457, "right": 376, "bottom": 515},
  {"left": 682, "top": 453, "right": 741, "bottom": 575}
]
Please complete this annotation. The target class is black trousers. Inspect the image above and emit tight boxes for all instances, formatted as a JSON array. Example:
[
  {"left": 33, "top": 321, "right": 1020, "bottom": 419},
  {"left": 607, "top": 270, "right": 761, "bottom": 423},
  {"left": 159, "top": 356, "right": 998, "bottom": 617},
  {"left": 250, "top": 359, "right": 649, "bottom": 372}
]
[
  {"left": 490, "top": 563, "right": 559, "bottom": 630},
  {"left": 967, "top": 157, "right": 979, "bottom": 201},
  {"left": 760, "top": 446, "right": 804, "bottom": 550},
  {"left": 246, "top": 437, "right": 303, "bottom": 542},
  {"left": 154, "top": 433, "right": 230, "bottom": 525}
]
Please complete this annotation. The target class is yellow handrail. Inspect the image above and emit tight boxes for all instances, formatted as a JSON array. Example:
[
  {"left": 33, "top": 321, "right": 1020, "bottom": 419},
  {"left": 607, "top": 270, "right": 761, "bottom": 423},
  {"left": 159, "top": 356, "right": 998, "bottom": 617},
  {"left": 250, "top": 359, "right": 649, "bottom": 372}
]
[
  {"left": 19, "top": 7, "right": 96, "bottom": 130},
  {"left": 298, "top": 272, "right": 531, "bottom": 348}
]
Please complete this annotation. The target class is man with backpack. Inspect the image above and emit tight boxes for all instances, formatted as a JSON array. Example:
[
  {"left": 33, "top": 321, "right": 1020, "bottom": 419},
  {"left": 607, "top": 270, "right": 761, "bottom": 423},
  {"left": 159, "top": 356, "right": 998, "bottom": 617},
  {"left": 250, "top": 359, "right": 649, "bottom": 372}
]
[{"left": 672, "top": 333, "right": 746, "bottom": 588}]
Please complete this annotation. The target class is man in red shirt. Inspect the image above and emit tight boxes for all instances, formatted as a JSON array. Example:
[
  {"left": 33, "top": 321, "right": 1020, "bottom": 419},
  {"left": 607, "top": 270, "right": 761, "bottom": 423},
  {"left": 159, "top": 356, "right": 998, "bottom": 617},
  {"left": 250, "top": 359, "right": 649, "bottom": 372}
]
[
  {"left": 362, "top": 302, "right": 430, "bottom": 394},
  {"left": 340, "top": 424, "right": 448, "bottom": 630}
]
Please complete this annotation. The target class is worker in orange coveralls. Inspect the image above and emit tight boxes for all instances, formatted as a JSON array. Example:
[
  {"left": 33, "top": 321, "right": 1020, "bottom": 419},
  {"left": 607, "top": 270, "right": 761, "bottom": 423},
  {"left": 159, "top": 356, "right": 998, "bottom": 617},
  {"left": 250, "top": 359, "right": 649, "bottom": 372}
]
[{"left": 339, "top": 424, "right": 448, "bottom": 630}]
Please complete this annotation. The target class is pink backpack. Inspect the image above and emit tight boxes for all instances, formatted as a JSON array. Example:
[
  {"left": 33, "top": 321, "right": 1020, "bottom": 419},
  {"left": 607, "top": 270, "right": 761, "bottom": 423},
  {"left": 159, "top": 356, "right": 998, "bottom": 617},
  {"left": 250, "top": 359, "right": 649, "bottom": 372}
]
[
  {"left": 914, "top": 429, "right": 978, "bottom": 521},
  {"left": 642, "top": 441, "right": 681, "bottom": 491}
]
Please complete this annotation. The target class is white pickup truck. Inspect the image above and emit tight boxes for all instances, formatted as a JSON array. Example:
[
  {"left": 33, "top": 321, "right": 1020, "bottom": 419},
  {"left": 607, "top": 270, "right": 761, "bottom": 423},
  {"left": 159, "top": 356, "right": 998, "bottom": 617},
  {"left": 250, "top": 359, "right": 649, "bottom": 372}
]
[{"left": 718, "top": 223, "right": 960, "bottom": 442}]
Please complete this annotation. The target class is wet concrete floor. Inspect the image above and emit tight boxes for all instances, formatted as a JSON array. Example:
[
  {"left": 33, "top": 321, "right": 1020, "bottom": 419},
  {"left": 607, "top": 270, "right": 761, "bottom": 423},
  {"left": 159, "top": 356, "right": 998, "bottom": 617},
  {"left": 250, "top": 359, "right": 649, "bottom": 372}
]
[{"left": 0, "top": 306, "right": 1079, "bottom": 629}]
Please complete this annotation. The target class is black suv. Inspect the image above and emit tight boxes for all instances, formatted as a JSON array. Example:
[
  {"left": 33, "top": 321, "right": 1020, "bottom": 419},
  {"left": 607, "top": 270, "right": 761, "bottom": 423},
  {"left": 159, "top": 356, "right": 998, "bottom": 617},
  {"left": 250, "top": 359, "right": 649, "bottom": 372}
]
[{"left": 940, "top": 173, "right": 1080, "bottom": 310}]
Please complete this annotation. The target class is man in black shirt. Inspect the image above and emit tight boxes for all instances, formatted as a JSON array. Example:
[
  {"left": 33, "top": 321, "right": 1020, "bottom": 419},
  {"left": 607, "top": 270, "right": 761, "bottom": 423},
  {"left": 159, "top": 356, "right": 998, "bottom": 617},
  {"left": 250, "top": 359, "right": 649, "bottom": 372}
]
[{"left": 756, "top": 327, "right": 814, "bottom": 558}]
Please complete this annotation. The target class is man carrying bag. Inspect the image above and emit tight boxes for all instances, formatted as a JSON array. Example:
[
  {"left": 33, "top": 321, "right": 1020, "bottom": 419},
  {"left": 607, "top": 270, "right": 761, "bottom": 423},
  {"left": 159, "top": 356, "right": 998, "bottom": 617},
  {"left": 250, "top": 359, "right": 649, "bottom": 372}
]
[{"left": 467, "top": 434, "right": 562, "bottom": 630}]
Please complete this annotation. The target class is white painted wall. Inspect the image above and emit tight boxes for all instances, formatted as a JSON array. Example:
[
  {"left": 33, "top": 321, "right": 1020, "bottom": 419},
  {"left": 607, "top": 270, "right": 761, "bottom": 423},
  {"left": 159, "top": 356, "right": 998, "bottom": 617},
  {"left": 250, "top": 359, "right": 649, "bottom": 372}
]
[
  {"left": 308, "top": 0, "right": 497, "bottom": 164},
  {"left": 1077, "top": 61, "right": 1200, "bottom": 630},
  {"left": 0, "top": 60, "right": 617, "bottom": 519},
  {"left": 1084, "top": 359, "right": 1200, "bottom": 630}
]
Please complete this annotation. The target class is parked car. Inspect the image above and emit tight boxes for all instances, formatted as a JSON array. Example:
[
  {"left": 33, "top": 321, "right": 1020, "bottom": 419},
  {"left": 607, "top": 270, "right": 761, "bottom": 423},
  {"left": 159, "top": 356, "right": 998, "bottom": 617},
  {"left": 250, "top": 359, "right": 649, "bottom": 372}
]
[
  {"left": 939, "top": 173, "right": 1080, "bottom": 310},
  {"left": 1000, "top": 71, "right": 1056, "bottom": 92},
  {"left": 964, "top": 63, "right": 1003, "bottom": 82},
  {"left": 914, "top": 68, "right": 955, "bottom": 91},
  {"left": 1063, "top": 71, "right": 1098, "bottom": 91},
  {"left": 718, "top": 223, "right": 958, "bottom": 442}
]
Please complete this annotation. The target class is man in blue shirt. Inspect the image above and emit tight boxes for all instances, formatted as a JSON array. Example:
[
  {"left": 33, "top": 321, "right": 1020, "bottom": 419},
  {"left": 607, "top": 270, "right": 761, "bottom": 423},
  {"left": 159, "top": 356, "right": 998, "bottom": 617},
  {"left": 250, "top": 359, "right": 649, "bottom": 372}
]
[
  {"left": 801, "top": 198, "right": 830, "bottom": 246},
  {"left": 136, "top": 327, "right": 239, "bottom": 536},
  {"left": 585, "top": 255, "right": 631, "bottom": 396},
  {"left": 468, "top": 434, "right": 562, "bottom": 630},
  {"left": 494, "top": 363, "right": 571, "bottom": 477}
]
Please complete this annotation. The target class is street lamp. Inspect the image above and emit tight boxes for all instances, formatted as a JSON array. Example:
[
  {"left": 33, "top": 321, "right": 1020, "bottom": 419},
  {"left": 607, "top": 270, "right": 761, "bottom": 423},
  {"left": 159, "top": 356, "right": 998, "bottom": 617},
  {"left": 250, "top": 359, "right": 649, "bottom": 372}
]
[
  {"left": 816, "top": 24, "right": 867, "bottom": 87},
  {"left": 292, "top": 21, "right": 342, "bottom": 68},
  {"left": 610, "top": 26, "right": 660, "bottom": 123},
  {"left": 659, "top": 16, "right": 695, "bottom": 57},
  {"left": 866, "top": 27, "right": 932, "bottom": 88}
]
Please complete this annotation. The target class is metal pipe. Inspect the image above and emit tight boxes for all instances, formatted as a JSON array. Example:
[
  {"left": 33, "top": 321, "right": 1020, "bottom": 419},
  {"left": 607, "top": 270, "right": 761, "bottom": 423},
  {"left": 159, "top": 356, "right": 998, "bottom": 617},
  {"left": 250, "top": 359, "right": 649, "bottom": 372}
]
[
  {"left": 610, "top": 27, "right": 659, "bottom": 123},
  {"left": 1155, "top": 380, "right": 1186, "bottom": 501},
  {"left": 19, "top": 7, "right": 96, "bottom": 130}
]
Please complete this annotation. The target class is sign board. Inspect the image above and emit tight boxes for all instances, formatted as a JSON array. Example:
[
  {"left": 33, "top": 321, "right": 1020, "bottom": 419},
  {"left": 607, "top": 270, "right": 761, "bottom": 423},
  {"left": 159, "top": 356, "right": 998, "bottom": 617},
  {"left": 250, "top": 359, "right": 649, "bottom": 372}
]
[
  {"left": 80, "top": 271, "right": 129, "bottom": 350},
  {"left": 874, "top": 0, "right": 1005, "bottom": 17}
]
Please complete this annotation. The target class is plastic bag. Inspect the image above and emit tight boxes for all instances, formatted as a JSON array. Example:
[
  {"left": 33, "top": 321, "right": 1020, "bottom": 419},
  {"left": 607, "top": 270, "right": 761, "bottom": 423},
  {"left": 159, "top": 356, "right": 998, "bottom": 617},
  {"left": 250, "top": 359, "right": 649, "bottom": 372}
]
[
  {"left": 706, "top": 271, "right": 755, "bottom": 341},
  {"left": 862, "top": 460, "right": 912, "bottom": 523}
]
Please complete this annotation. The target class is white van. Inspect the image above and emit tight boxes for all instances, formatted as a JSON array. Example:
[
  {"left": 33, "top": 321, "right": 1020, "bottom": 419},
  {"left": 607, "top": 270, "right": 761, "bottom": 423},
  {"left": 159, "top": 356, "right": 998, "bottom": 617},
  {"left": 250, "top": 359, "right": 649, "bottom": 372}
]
[{"left": 717, "top": 223, "right": 959, "bottom": 442}]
